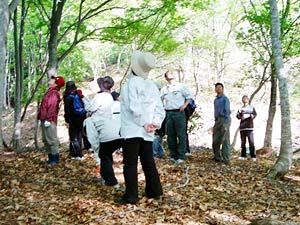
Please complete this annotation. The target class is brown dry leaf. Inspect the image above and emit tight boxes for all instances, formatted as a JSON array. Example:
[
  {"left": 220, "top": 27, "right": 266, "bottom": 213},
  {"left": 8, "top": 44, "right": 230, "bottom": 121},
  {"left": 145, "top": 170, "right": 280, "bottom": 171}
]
[{"left": 0, "top": 149, "right": 300, "bottom": 224}]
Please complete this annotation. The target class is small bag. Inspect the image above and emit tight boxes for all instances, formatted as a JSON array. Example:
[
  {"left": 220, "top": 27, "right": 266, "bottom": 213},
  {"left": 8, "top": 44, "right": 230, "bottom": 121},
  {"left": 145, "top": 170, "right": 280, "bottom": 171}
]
[
  {"left": 185, "top": 99, "right": 197, "bottom": 119},
  {"left": 70, "top": 93, "right": 86, "bottom": 115}
]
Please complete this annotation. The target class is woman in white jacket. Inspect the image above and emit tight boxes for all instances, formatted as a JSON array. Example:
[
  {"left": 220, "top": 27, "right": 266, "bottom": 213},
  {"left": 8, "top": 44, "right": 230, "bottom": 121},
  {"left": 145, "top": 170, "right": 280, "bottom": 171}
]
[
  {"left": 84, "top": 76, "right": 122, "bottom": 188},
  {"left": 115, "top": 51, "right": 165, "bottom": 205}
]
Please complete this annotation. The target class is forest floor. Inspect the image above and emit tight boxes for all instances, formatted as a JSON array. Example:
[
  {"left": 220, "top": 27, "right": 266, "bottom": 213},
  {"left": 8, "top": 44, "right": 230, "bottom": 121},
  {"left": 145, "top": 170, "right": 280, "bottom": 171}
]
[
  {"left": 1, "top": 82, "right": 300, "bottom": 224},
  {"left": 1, "top": 146, "right": 300, "bottom": 225}
]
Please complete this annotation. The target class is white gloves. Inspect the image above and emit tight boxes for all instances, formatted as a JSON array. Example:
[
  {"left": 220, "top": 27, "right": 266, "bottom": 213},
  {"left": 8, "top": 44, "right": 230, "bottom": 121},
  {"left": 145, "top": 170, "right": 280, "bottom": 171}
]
[{"left": 44, "top": 120, "right": 51, "bottom": 127}]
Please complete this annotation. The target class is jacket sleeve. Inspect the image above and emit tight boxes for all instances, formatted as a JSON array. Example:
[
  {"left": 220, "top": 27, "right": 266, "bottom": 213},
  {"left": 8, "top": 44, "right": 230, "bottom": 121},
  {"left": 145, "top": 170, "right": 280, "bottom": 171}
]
[
  {"left": 224, "top": 97, "right": 231, "bottom": 125},
  {"left": 64, "top": 95, "right": 73, "bottom": 123},
  {"left": 252, "top": 107, "right": 257, "bottom": 119},
  {"left": 126, "top": 78, "right": 148, "bottom": 127},
  {"left": 152, "top": 86, "right": 166, "bottom": 129},
  {"left": 181, "top": 84, "right": 193, "bottom": 100}
]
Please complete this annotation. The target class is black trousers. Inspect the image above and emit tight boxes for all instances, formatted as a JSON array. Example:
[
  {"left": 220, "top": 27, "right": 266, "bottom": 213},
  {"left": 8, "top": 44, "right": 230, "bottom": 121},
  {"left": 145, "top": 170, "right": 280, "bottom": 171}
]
[
  {"left": 240, "top": 130, "right": 256, "bottom": 158},
  {"left": 82, "top": 126, "right": 91, "bottom": 150},
  {"left": 185, "top": 116, "right": 190, "bottom": 153},
  {"left": 69, "top": 125, "right": 83, "bottom": 157},
  {"left": 122, "top": 138, "right": 163, "bottom": 203},
  {"left": 98, "top": 139, "right": 123, "bottom": 186}
]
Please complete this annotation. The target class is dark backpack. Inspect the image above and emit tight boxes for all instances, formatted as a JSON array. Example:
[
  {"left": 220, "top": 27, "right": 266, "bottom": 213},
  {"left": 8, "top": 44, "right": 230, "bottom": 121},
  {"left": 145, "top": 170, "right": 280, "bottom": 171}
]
[
  {"left": 70, "top": 93, "right": 86, "bottom": 115},
  {"left": 185, "top": 99, "right": 197, "bottom": 118}
]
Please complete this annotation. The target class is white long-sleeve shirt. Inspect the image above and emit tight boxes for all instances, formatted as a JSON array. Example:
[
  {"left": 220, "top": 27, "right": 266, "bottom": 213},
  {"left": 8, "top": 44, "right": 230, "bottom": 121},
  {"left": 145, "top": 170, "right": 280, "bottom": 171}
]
[
  {"left": 83, "top": 92, "right": 121, "bottom": 147},
  {"left": 84, "top": 92, "right": 113, "bottom": 118},
  {"left": 120, "top": 73, "right": 165, "bottom": 141}
]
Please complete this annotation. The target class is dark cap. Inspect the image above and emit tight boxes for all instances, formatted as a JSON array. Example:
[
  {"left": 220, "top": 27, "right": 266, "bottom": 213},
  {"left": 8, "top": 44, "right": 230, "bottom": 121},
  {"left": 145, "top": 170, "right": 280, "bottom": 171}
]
[
  {"left": 65, "top": 81, "right": 77, "bottom": 93},
  {"left": 97, "top": 76, "right": 114, "bottom": 91}
]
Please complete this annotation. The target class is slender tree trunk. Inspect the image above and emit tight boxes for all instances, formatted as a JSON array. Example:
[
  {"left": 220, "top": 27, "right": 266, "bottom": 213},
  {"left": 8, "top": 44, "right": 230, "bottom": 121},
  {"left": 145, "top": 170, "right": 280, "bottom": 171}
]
[
  {"left": 0, "top": 0, "right": 20, "bottom": 150},
  {"left": 13, "top": 8, "right": 22, "bottom": 151},
  {"left": 267, "top": 0, "right": 292, "bottom": 179},
  {"left": 47, "top": 0, "right": 66, "bottom": 77},
  {"left": 264, "top": 65, "right": 277, "bottom": 147},
  {"left": 0, "top": 0, "right": 9, "bottom": 150}
]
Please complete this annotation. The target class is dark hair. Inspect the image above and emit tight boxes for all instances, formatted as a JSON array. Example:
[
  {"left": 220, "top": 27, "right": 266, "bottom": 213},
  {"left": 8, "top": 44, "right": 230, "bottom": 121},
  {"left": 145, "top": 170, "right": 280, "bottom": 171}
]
[
  {"left": 215, "top": 82, "right": 224, "bottom": 89},
  {"left": 164, "top": 70, "right": 170, "bottom": 78}
]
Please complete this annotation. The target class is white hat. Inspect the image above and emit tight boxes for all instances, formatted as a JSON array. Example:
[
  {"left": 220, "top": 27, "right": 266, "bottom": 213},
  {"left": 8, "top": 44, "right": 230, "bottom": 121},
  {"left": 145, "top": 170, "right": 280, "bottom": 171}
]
[{"left": 131, "top": 50, "right": 156, "bottom": 79}]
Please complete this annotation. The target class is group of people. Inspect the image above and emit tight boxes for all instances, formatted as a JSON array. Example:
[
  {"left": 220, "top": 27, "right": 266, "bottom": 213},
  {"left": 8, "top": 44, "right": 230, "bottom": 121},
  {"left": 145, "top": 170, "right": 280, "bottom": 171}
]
[{"left": 38, "top": 50, "right": 257, "bottom": 205}]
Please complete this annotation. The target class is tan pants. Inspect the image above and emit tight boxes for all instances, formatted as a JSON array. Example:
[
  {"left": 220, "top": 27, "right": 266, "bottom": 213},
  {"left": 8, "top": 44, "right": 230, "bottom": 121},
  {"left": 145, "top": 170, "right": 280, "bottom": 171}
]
[{"left": 41, "top": 121, "right": 60, "bottom": 154}]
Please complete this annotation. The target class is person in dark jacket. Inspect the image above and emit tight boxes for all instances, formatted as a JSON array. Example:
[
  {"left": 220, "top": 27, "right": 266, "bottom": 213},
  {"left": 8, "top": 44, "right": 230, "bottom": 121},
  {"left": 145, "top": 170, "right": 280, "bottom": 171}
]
[
  {"left": 63, "top": 81, "right": 86, "bottom": 160},
  {"left": 236, "top": 95, "right": 257, "bottom": 161},
  {"left": 38, "top": 75, "right": 65, "bottom": 165}
]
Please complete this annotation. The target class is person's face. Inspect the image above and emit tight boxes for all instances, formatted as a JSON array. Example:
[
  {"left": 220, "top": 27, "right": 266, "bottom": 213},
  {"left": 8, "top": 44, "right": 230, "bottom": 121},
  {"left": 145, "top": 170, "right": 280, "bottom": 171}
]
[
  {"left": 215, "top": 84, "right": 223, "bottom": 95},
  {"left": 165, "top": 72, "right": 175, "bottom": 81},
  {"left": 242, "top": 96, "right": 249, "bottom": 104},
  {"left": 48, "top": 78, "right": 56, "bottom": 87}
]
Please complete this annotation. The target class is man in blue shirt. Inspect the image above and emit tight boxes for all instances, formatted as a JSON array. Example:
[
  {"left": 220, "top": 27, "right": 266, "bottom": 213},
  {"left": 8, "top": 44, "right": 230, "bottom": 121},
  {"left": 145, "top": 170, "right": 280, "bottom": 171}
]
[{"left": 213, "top": 83, "right": 231, "bottom": 164}]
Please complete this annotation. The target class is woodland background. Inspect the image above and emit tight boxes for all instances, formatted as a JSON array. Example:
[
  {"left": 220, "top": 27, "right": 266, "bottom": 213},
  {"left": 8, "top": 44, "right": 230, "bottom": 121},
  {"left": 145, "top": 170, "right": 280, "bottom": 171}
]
[{"left": 0, "top": 0, "right": 300, "bottom": 224}]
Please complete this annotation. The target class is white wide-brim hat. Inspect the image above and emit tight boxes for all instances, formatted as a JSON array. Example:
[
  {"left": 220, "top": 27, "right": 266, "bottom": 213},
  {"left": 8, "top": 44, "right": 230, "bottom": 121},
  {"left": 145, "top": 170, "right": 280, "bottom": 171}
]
[{"left": 131, "top": 50, "right": 156, "bottom": 79}]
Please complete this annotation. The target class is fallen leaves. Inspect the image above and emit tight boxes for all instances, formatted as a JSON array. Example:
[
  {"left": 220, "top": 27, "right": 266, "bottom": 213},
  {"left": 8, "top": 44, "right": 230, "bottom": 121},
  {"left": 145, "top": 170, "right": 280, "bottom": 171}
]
[{"left": 0, "top": 149, "right": 300, "bottom": 224}]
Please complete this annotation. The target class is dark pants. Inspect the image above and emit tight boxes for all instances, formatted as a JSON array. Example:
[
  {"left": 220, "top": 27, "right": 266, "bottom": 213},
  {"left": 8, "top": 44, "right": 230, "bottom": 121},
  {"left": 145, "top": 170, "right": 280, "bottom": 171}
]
[
  {"left": 82, "top": 127, "right": 91, "bottom": 150},
  {"left": 69, "top": 125, "right": 83, "bottom": 157},
  {"left": 166, "top": 111, "right": 187, "bottom": 160},
  {"left": 186, "top": 116, "right": 190, "bottom": 153},
  {"left": 122, "top": 138, "right": 163, "bottom": 203},
  {"left": 240, "top": 130, "right": 256, "bottom": 158},
  {"left": 212, "top": 117, "right": 230, "bottom": 163},
  {"left": 99, "top": 139, "right": 123, "bottom": 186}
]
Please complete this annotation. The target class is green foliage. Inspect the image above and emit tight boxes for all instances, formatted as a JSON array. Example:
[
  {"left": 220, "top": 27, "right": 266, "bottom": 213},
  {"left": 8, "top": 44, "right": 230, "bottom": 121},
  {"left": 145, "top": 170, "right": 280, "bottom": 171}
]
[
  {"left": 59, "top": 48, "right": 92, "bottom": 82},
  {"left": 236, "top": 1, "right": 300, "bottom": 60}
]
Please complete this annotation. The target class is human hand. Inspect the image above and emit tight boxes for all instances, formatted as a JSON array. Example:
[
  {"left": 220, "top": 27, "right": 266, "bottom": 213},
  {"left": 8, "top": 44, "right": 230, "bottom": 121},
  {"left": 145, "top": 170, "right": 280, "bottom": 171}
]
[
  {"left": 44, "top": 120, "right": 51, "bottom": 127},
  {"left": 143, "top": 123, "right": 157, "bottom": 132},
  {"left": 179, "top": 105, "right": 186, "bottom": 112}
]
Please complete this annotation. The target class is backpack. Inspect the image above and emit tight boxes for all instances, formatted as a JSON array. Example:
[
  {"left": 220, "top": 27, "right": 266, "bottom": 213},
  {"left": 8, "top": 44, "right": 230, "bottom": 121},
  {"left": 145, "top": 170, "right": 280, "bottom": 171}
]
[
  {"left": 185, "top": 99, "right": 197, "bottom": 119},
  {"left": 70, "top": 93, "right": 86, "bottom": 115}
]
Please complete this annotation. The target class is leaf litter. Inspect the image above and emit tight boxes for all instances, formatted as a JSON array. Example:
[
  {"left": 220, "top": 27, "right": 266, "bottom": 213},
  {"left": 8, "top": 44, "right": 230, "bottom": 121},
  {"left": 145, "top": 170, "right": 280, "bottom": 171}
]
[{"left": 0, "top": 148, "right": 300, "bottom": 225}]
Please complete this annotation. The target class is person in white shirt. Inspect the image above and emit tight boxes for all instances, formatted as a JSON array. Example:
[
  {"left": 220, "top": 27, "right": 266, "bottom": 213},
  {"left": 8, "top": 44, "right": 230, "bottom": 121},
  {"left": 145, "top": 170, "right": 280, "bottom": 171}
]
[
  {"left": 84, "top": 76, "right": 122, "bottom": 188},
  {"left": 115, "top": 50, "right": 165, "bottom": 205},
  {"left": 160, "top": 71, "right": 193, "bottom": 164},
  {"left": 236, "top": 95, "right": 257, "bottom": 161}
]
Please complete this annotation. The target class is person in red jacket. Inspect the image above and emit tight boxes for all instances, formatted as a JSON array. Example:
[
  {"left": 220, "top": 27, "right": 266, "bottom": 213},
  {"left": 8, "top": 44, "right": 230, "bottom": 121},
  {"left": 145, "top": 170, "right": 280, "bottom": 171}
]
[{"left": 38, "top": 76, "right": 65, "bottom": 165}]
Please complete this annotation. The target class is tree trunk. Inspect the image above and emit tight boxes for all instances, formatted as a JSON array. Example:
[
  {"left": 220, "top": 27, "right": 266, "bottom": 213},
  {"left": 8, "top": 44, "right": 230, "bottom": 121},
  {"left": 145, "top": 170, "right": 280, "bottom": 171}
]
[
  {"left": 0, "top": 0, "right": 9, "bottom": 150},
  {"left": 12, "top": 8, "right": 21, "bottom": 151},
  {"left": 47, "top": 0, "right": 66, "bottom": 77},
  {"left": 0, "top": 0, "right": 20, "bottom": 150},
  {"left": 267, "top": 0, "right": 292, "bottom": 179},
  {"left": 264, "top": 65, "right": 277, "bottom": 147}
]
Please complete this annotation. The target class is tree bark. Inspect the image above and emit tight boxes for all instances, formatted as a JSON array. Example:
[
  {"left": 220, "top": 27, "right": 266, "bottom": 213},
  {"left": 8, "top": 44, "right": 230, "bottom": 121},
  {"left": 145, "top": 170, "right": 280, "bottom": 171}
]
[
  {"left": 12, "top": 8, "right": 21, "bottom": 151},
  {"left": 47, "top": 0, "right": 66, "bottom": 77},
  {"left": 0, "top": 0, "right": 9, "bottom": 150},
  {"left": 0, "top": 0, "right": 20, "bottom": 151},
  {"left": 264, "top": 65, "right": 277, "bottom": 147},
  {"left": 267, "top": 0, "right": 293, "bottom": 179}
]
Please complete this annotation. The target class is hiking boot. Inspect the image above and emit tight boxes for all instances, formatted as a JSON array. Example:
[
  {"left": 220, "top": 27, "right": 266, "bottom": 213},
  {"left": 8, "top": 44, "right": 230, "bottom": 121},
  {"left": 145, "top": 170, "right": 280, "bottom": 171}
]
[
  {"left": 47, "top": 154, "right": 59, "bottom": 165},
  {"left": 114, "top": 197, "right": 137, "bottom": 205},
  {"left": 175, "top": 159, "right": 185, "bottom": 164}
]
